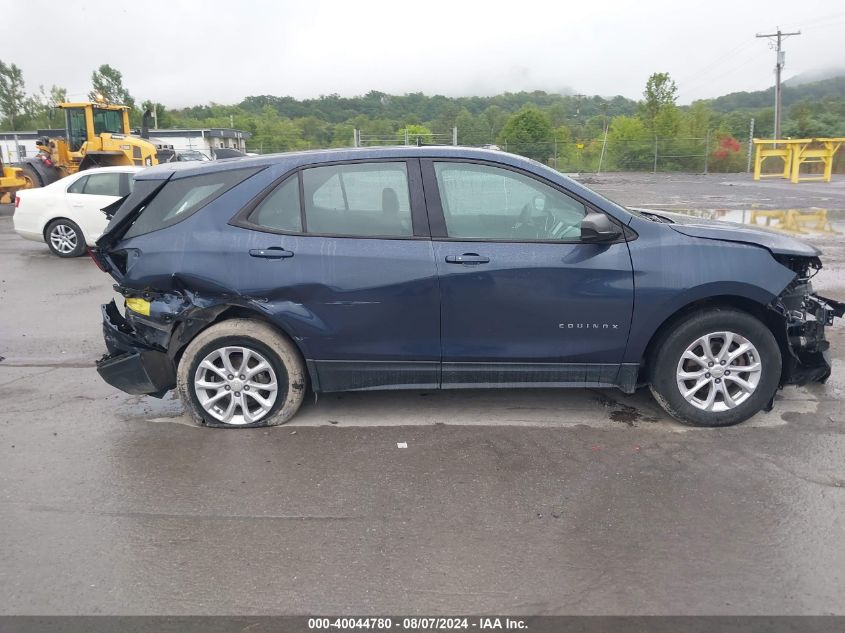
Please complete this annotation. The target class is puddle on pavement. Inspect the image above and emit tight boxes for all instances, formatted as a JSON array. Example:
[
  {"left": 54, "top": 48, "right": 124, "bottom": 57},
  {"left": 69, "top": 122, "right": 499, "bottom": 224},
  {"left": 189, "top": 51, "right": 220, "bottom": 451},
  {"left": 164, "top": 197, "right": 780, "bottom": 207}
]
[{"left": 648, "top": 207, "right": 845, "bottom": 236}]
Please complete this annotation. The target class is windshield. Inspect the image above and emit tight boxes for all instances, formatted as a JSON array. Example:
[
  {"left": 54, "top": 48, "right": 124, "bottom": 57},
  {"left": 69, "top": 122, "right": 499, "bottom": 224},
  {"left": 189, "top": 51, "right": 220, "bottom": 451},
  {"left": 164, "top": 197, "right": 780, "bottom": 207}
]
[
  {"left": 178, "top": 151, "right": 211, "bottom": 162},
  {"left": 92, "top": 108, "right": 124, "bottom": 134}
]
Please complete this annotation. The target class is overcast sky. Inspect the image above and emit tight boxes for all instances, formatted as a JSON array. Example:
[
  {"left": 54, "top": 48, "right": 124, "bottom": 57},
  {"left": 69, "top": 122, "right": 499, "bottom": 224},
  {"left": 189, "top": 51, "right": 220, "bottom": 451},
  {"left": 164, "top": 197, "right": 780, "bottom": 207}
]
[{"left": 5, "top": 1, "right": 845, "bottom": 108}]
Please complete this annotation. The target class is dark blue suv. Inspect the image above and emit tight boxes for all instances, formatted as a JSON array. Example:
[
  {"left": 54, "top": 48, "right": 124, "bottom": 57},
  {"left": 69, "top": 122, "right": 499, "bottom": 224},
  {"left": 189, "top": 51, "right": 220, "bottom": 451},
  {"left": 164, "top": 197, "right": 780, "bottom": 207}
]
[{"left": 91, "top": 147, "right": 842, "bottom": 428}]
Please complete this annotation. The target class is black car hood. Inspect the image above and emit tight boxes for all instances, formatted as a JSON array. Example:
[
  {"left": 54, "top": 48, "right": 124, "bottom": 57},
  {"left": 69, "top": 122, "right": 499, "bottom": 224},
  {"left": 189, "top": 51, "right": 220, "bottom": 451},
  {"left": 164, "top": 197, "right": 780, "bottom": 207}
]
[{"left": 632, "top": 209, "right": 821, "bottom": 257}]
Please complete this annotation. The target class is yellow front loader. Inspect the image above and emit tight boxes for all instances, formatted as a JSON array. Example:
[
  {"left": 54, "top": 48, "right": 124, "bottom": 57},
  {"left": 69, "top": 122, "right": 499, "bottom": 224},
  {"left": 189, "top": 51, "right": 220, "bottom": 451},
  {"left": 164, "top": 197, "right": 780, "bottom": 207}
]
[{"left": 15, "top": 100, "right": 174, "bottom": 189}]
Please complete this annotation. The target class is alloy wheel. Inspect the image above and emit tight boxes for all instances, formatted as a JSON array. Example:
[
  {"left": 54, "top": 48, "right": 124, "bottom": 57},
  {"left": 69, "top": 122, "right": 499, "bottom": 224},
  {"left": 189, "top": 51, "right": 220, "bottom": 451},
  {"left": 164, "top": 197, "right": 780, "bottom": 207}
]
[
  {"left": 49, "top": 223, "right": 78, "bottom": 254},
  {"left": 193, "top": 346, "right": 279, "bottom": 425},
  {"left": 675, "top": 331, "right": 762, "bottom": 412}
]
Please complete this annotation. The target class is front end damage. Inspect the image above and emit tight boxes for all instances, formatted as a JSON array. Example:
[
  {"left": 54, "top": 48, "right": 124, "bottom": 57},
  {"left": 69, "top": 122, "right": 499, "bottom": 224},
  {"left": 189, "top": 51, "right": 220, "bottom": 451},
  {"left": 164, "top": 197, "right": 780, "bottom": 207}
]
[
  {"left": 769, "top": 255, "right": 845, "bottom": 386},
  {"left": 96, "top": 286, "right": 228, "bottom": 398}
]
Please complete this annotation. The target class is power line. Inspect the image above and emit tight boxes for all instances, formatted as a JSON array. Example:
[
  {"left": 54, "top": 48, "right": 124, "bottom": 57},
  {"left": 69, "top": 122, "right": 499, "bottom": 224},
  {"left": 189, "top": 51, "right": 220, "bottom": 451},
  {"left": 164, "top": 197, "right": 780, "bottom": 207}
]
[
  {"left": 679, "top": 47, "right": 769, "bottom": 99},
  {"left": 756, "top": 27, "right": 800, "bottom": 140},
  {"left": 675, "top": 40, "right": 755, "bottom": 88}
]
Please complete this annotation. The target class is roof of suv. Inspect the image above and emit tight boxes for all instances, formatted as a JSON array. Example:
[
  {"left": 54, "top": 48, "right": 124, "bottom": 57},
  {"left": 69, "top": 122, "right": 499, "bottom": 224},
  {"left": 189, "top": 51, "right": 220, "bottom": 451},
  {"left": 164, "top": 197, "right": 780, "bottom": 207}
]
[{"left": 136, "top": 146, "right": 546, "bottom": 181}]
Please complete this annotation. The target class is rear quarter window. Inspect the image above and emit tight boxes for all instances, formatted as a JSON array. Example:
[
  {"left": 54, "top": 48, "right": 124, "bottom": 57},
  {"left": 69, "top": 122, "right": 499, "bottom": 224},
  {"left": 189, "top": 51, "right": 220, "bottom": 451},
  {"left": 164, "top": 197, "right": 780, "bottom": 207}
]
[{"left": 124, "top": 167, "right": 260, "bottom": 239}]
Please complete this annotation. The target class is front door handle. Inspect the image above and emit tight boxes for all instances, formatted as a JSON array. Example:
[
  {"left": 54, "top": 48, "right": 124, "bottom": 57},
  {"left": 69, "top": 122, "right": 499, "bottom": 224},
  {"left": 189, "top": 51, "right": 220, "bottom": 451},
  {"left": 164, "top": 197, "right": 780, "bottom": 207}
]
[
  {"left": 445, "top": 253, "right": 490, "bottom": 265},
  {"left": 249, "top": 247, "right": 294, "bottom": 259}
]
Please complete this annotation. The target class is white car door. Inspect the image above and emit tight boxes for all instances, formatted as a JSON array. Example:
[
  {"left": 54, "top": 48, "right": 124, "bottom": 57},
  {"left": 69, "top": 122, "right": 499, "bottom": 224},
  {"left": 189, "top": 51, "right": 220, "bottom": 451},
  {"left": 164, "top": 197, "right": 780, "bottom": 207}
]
[{"left": 65, "top": 172, "right": 132, "bottom": 244}]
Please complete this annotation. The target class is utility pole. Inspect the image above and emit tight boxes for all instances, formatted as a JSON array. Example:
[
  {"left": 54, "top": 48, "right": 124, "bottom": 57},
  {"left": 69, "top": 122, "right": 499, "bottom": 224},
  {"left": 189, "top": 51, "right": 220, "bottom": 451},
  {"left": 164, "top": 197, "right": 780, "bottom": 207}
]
[
  {"left": 756, "top": 27, "right": 800, "bottom": 140},
  {"left": 597, "top": 99, "right": 609, "bottom": 174}
]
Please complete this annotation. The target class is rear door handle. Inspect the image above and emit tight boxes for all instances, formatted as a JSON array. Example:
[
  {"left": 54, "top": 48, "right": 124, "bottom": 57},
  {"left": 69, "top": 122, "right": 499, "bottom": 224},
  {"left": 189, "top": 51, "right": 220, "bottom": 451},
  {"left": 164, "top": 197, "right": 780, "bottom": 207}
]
[
  {"left": 249, "top": 247, "right": 294, "bottom": 259},
  {"left": 445, "top": 253, "right": 490, "bottom": 265}
]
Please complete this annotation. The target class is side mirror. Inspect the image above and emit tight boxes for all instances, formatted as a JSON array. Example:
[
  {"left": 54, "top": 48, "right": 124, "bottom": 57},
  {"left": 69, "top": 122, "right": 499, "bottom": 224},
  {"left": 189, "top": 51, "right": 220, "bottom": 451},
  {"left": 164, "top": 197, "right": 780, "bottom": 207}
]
[{"left": 580, "top": 212, "right": 622, "bottom": 242}]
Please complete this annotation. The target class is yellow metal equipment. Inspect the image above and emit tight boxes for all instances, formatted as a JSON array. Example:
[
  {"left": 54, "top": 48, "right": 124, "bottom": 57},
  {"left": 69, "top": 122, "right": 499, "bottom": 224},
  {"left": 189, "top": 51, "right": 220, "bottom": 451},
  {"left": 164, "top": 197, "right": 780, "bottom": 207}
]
[
  {"left": 0, "top": 157, "right": 27, "bottom": 201},
  {"left": 752, "top": 140, "right": 792, "bottom": 180},
  {"left": 789, "top": 138, "right": 842, "bottom": 183},
  {"left": 16, "top": 100, "right": 169, "bottom": 189},
  {"left": 753, "top": 138, "right": 844, "bottom": 183}
]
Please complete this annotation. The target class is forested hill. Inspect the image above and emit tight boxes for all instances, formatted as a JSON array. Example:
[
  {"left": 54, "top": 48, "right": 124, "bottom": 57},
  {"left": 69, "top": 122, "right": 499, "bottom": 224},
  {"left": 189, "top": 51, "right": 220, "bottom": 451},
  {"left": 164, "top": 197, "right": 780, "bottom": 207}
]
[
  {"left": 181, "top": 91, "right": 640, "bottom": 125},
  {"left": 700, "top": 75, "right": 845, "bottom": 112}
]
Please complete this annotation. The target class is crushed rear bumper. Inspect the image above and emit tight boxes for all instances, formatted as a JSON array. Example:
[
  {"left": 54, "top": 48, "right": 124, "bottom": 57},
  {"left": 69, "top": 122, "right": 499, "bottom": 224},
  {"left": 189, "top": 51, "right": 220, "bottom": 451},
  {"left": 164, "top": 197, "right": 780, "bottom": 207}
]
[{"left": 96, "top": 301, "right": 176, "bottom": 397}]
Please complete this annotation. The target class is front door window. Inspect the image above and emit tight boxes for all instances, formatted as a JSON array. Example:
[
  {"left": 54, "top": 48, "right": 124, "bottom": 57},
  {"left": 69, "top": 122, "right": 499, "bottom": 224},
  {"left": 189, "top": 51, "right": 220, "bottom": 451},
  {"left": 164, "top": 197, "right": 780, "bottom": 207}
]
[{"left": 434, "top": 162, "right": 586, "bottom": 241}]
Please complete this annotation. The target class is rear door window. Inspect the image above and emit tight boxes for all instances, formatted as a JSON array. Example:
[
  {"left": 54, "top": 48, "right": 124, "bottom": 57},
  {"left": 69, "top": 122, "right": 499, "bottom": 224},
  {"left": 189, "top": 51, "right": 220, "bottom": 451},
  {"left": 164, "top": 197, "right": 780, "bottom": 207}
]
[
  {"left": 83, "top": 173, "right": 123, "bottom": 197},
  {"left": 66, "top": 176, "right": 88, "bottom": 194},
  {"left": 302, "top": 163, "right": 412, "bottom": 237},
  {"left": 249, "top": 175, "right": 302, "bottom": 232},
  {"left": 124, "top": 167, "right": 260, "bottom": 238}
]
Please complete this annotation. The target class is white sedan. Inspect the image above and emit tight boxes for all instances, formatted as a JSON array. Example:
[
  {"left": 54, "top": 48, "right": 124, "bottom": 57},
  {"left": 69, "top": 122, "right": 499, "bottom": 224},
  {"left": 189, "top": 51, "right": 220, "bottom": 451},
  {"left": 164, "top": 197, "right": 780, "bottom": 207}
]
[{"left": 13, "top": 166, "right": 142, "bottom": 257}]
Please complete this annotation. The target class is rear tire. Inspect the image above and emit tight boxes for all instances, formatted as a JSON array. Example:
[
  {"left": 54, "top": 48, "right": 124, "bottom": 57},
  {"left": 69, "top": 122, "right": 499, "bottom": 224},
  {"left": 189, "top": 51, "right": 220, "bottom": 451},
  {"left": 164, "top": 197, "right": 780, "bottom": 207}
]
[
  {"left": 649, "top": 309, "right": 781, "bottom": 427},
  {"left": 177, "top": 319, "right": 306, "bottom": 428},
  {"left": 45, "top": 218, "right": 86, "bottom": 257}
]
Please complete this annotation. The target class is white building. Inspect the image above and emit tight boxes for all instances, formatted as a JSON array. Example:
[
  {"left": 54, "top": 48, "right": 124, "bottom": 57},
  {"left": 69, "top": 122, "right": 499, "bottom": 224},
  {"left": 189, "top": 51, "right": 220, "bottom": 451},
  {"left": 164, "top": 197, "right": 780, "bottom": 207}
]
[
  {"left": 146, "top": 128, "right": 252, "bottom": 156},
  {"left": 0, "top": 127, "right": 252, "bottom": 163}
]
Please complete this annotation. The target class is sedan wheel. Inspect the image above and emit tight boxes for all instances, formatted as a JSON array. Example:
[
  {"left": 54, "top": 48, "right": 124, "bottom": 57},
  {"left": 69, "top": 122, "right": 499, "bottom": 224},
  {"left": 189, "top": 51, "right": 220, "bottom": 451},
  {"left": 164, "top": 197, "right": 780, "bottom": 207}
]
[{"left": 45, "top": 219, "right": 86, "bottom": 257}]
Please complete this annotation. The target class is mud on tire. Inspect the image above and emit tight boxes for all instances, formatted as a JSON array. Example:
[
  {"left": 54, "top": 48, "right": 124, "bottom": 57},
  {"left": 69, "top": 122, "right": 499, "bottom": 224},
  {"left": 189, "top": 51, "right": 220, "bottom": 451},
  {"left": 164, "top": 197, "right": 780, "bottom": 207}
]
[{"left": 176, "top": 319, "right": 307, "bottom": 428}]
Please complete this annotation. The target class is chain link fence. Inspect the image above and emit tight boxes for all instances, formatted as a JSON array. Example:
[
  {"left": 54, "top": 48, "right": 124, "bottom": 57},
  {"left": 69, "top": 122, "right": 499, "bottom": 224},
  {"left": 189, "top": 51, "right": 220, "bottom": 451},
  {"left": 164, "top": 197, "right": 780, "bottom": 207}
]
[
  {"left": 347, "top": 131, "right": 761, "bottom": 174},
  {"left": 498, "top": 137, "right": 746, "bottom": 174}
]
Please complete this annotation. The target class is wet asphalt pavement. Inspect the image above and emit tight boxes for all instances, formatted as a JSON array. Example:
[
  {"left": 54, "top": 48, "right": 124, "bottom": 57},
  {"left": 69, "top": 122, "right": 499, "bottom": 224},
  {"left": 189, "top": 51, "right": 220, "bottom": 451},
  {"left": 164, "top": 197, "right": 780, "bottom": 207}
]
[{"left": 1, "top": 172, "right": 845, "bottom": 615}]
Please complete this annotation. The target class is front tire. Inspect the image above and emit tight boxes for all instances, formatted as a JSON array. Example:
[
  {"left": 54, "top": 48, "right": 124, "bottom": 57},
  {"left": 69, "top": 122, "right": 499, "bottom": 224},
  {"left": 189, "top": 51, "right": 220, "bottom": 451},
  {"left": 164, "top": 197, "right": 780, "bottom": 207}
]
[
  {"left": 177, "top": 319, "right": 306, "bottom": 428},
  {"left": 649, "top": 309, "right": 781, "bottom": 427},
  {"left": 45, "top": 218, "right": 86, "bottom": 257},
  {"left": 19, "top": 164, "right": 42, "bottom": 189}
]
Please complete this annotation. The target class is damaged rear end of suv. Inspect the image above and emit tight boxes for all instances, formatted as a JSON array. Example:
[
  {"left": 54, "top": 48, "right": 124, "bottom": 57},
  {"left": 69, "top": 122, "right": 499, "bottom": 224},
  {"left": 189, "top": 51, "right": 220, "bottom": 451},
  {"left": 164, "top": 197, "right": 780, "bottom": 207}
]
[{"left": 91, "top": 160, "right": 308, "bottom": 427}]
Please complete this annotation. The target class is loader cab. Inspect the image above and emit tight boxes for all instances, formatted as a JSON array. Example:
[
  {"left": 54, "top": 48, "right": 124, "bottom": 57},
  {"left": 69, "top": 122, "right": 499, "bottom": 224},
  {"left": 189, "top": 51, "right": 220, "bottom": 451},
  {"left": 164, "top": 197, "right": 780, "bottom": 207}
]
[{"left": 61, "top": 103, "right": 131, "bottom": 152}]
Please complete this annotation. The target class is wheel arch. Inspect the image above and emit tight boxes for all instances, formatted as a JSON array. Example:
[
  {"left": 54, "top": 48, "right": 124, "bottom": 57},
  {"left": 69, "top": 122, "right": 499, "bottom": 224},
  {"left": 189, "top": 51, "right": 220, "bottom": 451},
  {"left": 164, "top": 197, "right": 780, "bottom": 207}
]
[
  {"left": 20, "top": 158, "right": 61, "bottom": 187},
  {"left": 42, "top": 216, "right": 88, "bottom": 244},
  {"left": 638, "top": 293, "right": 788, "bottom": 382},
  {"left": 168, "top": 303, "right": 316, "bottom": 389}
]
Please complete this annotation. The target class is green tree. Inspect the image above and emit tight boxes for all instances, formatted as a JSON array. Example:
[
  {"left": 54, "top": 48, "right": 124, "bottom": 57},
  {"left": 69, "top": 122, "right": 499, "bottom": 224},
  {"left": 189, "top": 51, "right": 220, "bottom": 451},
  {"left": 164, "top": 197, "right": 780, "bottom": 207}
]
[
  {"left": 0, "top": 60, "right": 28, "bottom": 130},
  {"left": 90, "top": 64, "right": 135, "bottom": 107},
  {"left": 398, "top": 123, "right": 434, "bottom": 145},
  {"left": 497, "top": 106, "right": 553, "bottom": 162},
  {"left": 454, "top": 109, "right": 489, "bottom": 145},
  {"left": 250, "top": 106, "right": 307, "bottom": 153},
  {"left": 640, "top": 72, "right": 678, "bottom": 132},
  {"left": 683, "top": 101, "right": 712, "bottom": 139},
  {"left": 296, "top": 115, "right": 332, "bottom": 147},
  {"left": 607, "top": 115, "right": 652, "bottom": 169},
  {"left": 481, "top": 105, "right": 508, "bottom": 142}
]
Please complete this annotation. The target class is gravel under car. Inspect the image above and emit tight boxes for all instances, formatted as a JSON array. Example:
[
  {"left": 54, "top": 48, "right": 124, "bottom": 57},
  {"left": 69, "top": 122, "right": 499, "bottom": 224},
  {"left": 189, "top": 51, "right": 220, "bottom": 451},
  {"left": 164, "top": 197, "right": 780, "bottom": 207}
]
[{"left": 91, "top": 147, "right": 843, "bottom": 428}]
